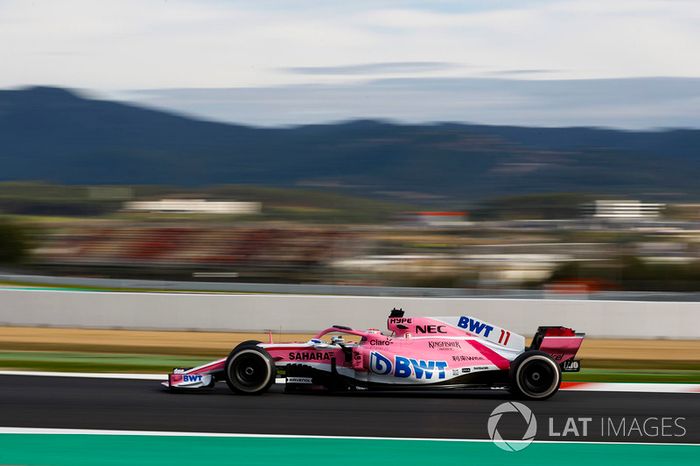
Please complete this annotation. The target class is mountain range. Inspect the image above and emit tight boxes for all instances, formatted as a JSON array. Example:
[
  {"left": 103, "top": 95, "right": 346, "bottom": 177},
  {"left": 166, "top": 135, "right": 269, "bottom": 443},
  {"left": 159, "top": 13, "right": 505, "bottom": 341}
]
[{"left": 1, "top": 86, "right": 699, "bottom": 201}]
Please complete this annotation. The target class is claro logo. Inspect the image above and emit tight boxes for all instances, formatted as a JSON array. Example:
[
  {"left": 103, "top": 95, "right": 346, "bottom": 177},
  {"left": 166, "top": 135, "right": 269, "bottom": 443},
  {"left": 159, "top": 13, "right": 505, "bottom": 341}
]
[{"left": 369, "top": 339, "right": 392, "bottom": 346}]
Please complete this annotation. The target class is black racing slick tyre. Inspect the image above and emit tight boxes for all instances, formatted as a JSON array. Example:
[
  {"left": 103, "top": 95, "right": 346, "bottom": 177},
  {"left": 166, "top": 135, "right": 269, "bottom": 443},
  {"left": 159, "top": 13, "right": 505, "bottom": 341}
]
[
  {"left": 509, "top": 350, "right": 561, "bottom": 400},
  {"left": 224, "top": 344, "right": 275, "bottom": 395},
  {"left": 232, "top": 340, "right": 263, "bottom": 351}
]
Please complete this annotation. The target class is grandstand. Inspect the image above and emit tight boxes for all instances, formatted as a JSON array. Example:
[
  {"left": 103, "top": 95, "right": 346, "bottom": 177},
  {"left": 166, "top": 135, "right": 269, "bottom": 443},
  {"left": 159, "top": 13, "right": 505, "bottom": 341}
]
[{"left": 34, "top": 225, "right": 362, "bottom": 281}]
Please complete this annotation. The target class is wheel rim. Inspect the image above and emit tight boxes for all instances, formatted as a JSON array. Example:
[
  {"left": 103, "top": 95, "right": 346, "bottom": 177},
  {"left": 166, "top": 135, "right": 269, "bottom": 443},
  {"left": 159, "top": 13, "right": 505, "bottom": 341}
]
[
  {"left": 230, "top": 350, "right": 271, "bottom": 392},
  {"left": 516, "top": 355, "right": 559, "bottom": 398}
]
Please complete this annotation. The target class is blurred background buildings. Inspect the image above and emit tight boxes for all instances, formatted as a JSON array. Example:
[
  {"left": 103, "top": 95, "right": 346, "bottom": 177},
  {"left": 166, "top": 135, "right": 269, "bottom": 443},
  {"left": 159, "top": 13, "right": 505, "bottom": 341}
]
[{"left": 4, "top": 176, "right": 700, "bottom": 294}]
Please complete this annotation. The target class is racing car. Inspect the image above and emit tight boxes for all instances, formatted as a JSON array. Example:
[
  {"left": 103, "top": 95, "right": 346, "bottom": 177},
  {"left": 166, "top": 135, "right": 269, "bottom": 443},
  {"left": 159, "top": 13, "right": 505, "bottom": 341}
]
[{"left": 165, "top": 309, "right": 584, "bottom": 400}]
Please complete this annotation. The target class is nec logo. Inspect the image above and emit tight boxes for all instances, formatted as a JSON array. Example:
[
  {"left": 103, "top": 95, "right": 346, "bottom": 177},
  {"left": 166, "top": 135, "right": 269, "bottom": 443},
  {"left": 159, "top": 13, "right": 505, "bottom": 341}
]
[
  {"left": 457, "top": 316, "right": 494, "bottom": 337},
  {"left": 183, "top": 374, "right": 203, "bottom": 383},
  {"left": 415, "top": 324, "right": 447, "bottom": 334}
]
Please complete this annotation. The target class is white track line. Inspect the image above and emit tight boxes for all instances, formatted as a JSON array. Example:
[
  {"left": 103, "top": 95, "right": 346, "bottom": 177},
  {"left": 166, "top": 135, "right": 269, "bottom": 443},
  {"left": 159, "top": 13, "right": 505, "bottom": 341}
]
[
  {"left": 0, "top": 370, "right": 165, "bottom": 380},
  {"left": 0, "top": 371, "right": 698, "bottom": 393},
  {"left": 0, "top": 427, "right": 698, "bottom": 447}
]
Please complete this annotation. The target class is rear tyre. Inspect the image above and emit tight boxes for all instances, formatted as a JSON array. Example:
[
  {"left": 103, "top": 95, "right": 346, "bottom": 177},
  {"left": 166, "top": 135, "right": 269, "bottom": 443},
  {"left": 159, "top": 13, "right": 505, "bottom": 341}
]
[
  {"left": 224, "top": 345, "right": 275, "bottom": 395},
  {"left": 509, "top": 351, "right": 561, "bottom": 400}
]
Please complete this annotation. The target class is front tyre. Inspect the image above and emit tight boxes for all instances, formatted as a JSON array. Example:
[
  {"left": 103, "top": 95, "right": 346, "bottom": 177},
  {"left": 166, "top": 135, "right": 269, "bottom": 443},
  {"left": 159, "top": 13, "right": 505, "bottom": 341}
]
[
  {"left": 224, "top": 345, "right": 275, "bottom": 395},
  {"left": 510, "top": 351, "right": 561, "bottom": 400}
]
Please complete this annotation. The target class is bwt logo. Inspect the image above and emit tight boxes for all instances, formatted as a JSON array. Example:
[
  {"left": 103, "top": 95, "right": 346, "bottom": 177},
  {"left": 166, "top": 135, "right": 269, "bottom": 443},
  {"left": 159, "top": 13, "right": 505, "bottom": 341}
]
[
  {"left": 370, "top": 352, "right": 448, "bottom": 379},
  {"left": 183, "top": 374, "right": 203, "bottom": 383},
  {"left": 457, "top": 316, "right": 494, "bottom": 337}
]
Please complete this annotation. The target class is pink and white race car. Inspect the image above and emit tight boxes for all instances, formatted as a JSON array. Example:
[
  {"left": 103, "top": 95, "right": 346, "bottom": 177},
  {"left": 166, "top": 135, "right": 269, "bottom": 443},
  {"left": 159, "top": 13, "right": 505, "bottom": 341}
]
[{"left": 166, "top": 309, "right": 584, "bottom": 400}]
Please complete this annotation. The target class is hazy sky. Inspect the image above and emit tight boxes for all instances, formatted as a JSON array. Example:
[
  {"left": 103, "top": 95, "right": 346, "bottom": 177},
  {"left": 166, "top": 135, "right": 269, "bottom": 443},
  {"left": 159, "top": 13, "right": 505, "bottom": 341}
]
[
  {"left": 116, "top": 77, "right": 700, "bottom": 129},
  {"left": 2, "top": 0, "right": 700, "bottom": 127}
]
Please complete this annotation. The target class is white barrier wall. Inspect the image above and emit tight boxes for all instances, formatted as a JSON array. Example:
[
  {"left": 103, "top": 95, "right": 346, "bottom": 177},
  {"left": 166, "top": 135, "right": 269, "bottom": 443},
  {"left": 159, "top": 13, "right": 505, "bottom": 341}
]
[{"left": 0, "top": 289, "right": 698, "bottom": 339}]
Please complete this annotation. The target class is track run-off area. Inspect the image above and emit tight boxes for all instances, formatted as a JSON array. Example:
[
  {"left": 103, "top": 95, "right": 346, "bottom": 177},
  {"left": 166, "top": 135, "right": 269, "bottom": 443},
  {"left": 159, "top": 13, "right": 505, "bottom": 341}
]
[{"left": 0, "top": 373, "right": 698, "bottom": 465}]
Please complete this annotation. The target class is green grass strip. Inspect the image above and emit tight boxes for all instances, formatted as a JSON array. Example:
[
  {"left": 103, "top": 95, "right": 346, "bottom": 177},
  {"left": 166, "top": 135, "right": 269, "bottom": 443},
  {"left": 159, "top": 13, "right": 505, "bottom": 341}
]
[
  {"left": 0, "top": 351, "right": 211, "bottom": 373},
  {"left": 564, "top": 368, "right": 700, "bottom": 383}
]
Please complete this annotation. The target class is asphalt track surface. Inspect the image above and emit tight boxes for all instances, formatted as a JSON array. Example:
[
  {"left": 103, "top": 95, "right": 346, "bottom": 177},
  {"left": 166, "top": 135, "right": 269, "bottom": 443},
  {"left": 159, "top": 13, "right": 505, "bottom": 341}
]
[{"left": 1, "top": 375, "right": 698, "bottom": 444}]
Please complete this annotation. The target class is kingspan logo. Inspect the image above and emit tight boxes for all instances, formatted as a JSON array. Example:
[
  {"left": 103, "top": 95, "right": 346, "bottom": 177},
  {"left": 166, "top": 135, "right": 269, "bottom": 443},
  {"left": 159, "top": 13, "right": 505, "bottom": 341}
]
[{"left": 487, "top": 402, "right": 537, "bottom": 452}]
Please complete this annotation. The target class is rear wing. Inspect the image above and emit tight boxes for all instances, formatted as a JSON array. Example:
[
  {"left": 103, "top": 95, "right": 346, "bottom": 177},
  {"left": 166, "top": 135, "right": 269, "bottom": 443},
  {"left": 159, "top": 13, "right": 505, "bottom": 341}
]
[{"left": 530, "top": 326, "right": 585, "bottom": 365}]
